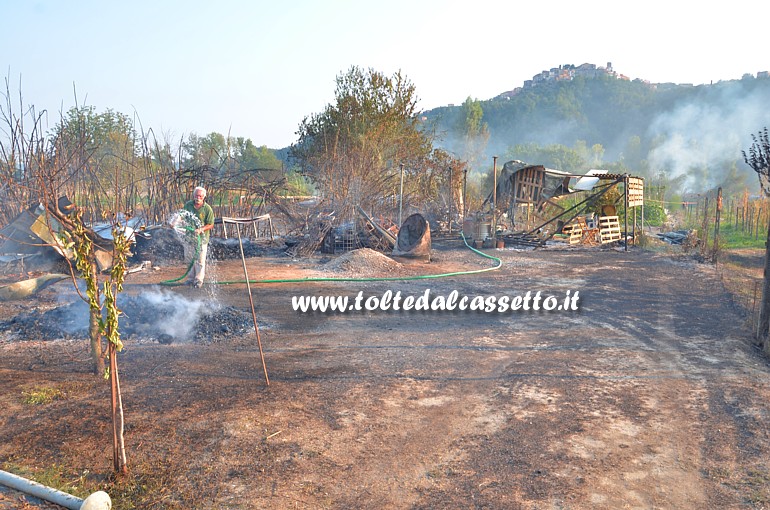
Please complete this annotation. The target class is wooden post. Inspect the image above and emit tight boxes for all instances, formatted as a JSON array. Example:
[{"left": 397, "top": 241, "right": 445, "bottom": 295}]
[
  {"left": 712, "top": 187, "right": 722, "bottom": 263},
  {"left": 757, "top": 204, "right": 760, "bottom": 237},
  {"left": 109, "top": 341, "right": 128, "bottom": 475},
  {"left": 462, "top": 168, "right": 468, "bottom": 219},
  {"left": 624, "top": 174, "right": 629, "bottom": 251},
  {"left": 398, "top": 163, "right": 405, "bottom": 228},
  {"left": 701, "top": 196, "right": 709, "bottom": 258},
  {"left": 236, "top": 225, "right": 269, "bottom": 385}
]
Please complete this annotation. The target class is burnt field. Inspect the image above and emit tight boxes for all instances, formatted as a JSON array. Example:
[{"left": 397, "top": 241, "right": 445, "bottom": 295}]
[{"left": 1, "top": 240, "right": 770, "bottom": 509}]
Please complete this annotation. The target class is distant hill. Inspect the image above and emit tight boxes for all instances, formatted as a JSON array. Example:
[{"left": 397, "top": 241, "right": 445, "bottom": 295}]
[{"left": 421, "top": 73, "right": 770, "bottom": 193}]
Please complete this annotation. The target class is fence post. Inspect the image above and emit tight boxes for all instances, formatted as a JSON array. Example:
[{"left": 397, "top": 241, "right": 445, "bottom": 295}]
[
  {"left": 712, "top": 188, "right": 722, "bottom": 262},
  {"left": 701, "top": 196, "right": 709, "bottom": 257}
]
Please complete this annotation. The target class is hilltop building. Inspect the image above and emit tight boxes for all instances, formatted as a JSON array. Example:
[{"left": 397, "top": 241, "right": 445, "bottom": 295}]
[
  {"left": 523, "top": 62, "right": 621, "bottom": 89},
  {"left": 496, "top": 62, "right": 624, "bottom": 99},
  {"left": 494, "top": 63, "right": 769, "bottom": 100}
]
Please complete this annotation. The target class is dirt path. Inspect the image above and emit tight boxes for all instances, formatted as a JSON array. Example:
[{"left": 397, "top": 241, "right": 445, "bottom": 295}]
[{"left": 1, "top": 241, "right": 769, "bottom": 509}]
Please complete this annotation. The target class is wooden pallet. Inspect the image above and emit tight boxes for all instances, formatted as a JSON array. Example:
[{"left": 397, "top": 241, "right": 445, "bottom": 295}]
[
  {"left": 576, "top": 217, "right": 599, "bottom": 245},
  {"left": 560, "top": 217, "right": 601, "bottom": 245},
  {"left": 560, "top": 223, "right": 583, "bottom": 244},
  {"left": 599, "top": 215, "right": 622, "bottom": 244}
]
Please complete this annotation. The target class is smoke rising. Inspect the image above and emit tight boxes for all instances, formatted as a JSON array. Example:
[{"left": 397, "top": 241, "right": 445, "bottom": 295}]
[
  {"left": 136, "top": 288, "right": 216, "bottom": 343},
  {"left": 429, "top": 78, "right": 770, "bottom": 196},
  {"left": 45, "top": 286, "right": 220, "bottom": 343},
  {"left": 646, "top": 82, "right": 768, "bottom": 193}
]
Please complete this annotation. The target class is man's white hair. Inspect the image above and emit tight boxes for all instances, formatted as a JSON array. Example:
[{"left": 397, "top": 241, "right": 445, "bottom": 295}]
[{"left": 193, "top": 186, "right": 207, "bottom": 197}]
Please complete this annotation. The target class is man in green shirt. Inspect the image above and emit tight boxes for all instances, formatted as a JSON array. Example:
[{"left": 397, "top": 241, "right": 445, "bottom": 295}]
[{"left": 183, "top": 186, "right": 215, "bottom": 288}]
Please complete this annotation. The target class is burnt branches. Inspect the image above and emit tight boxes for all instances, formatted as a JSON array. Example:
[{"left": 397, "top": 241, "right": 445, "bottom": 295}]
[
  {"left": 743, "top": 127, "right": 770, "bottom": 195},
  {"left": 0, "top": 77, "right": 51, "bottom": 226},
  {"left": 290, "top": 67, "right": 433, "bottom": 224},
  {"left": 743, "top": 127, "right": 770, "bottom": 352}
]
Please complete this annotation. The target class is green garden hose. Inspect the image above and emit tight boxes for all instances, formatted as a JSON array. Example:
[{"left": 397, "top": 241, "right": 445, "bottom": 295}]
[
  {"left": 161, "top": 228, "right": 201, "bottom": 284},
  {"left": 161, "top": 233, "right": 501, "bottom": 286}
]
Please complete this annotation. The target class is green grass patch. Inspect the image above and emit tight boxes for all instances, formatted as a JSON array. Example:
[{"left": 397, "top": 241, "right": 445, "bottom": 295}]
[
  {"left": 21, "top": 386, "right": 65, "bottom": 405},
  {"left": 715, "top": 223, "right": 767, "bottom": 249}
]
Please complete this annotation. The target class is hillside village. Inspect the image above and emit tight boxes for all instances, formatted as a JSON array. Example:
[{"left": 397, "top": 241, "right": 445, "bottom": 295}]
[{"left": 493, "top": 61, "right": 770, "bottom": 100}]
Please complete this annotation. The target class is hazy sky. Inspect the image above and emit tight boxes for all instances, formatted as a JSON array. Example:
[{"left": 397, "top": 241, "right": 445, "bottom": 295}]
[{"left": 2, "top": 0, "right": 767, "bottom": 149}]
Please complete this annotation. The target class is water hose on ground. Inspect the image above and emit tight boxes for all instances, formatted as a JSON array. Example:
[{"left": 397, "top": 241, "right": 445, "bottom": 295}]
[
  {"left": 1, "top": 234, "right": 498, "bottom": 505},
  {"left": 161, "top": 233, "right": 501, "bottom": 286}
]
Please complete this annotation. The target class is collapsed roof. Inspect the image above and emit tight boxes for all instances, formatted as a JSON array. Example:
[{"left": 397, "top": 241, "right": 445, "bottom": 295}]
[
  {"left": 0, "top": 198, "right": 137, "bottom": 272},
  {"left": 485, "top": 160, "right": 614, "bottom": 210},
  {"left": 480, "top": 160, "right": 644, "bottom": 246}
]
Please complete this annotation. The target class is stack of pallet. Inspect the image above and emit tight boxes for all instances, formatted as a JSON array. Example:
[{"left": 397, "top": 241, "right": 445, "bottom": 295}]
[{"left": 599, "top": 215, "right": 622, "bottom": 244}]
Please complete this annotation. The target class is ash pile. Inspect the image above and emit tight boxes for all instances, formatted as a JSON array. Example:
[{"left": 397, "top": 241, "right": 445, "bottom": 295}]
[
  {"left": 0, "top": 289, "right": 254, "bottom": 345},
  {"left": 132, "top": 226, "right": 271, "bottom": 265},
  {"left": 321, "top": 247, "right": 404, "bottom": 276}
]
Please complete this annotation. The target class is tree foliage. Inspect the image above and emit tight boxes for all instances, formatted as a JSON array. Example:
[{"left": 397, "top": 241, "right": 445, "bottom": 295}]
[
  {"left": 43, "top": 107, "right": 288, "bottom": 223},
  {"left": 504, "top": 142, "right": 588, "bottom": 173},
  {"left": 290, "top": 66, "right": 433, "bottom": 219},
  {"left": 180, "top": 132, "right": 284, "bottom": 186},
  {"left": 182, "top": 132, "right": 227, "bottom": 168},
  {"left": 407, "top": 148, "right": 467, "bottom": 220},
  {"left": 457, "top": 97, "right": 489, "bottom": 175},
  {"left": 50, "top": 106, "right": 139, "bottom": 210}
]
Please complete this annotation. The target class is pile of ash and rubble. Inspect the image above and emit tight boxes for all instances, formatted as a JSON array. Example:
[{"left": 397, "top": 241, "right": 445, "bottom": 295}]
[
  {"left": 131, "top": 225, "right": 274, "bottom": 265},
  {"left": 0, "top": 202, "right": 278, "bottom": 344},
  {"left": 0, "top": 289, "right": 257, "bottom": 345},
  {"left": 0, "top": 200, "right": 435, "bottom": 345}
]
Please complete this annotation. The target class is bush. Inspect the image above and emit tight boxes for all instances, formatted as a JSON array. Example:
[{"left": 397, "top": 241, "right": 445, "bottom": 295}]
[{"left": 643, "top": 203, "right": 667, "bottom": 226}]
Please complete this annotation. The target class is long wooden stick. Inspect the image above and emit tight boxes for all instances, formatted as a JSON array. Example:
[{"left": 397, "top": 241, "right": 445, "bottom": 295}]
[{"left": 235, "top": 226, "right": 270, "bottom": 385}]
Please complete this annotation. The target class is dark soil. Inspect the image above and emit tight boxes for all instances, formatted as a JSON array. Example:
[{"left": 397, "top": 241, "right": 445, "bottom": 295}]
[{"left": 1, "top": 239, "right": 770, "bottom": 509}]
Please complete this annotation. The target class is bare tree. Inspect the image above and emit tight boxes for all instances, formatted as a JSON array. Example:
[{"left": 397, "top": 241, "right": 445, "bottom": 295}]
[
  {"left": 1, "top": 80, "right": 132, "bottom": 474},
  {"left": 742, "top": 127, "right": 770, "bottom": 353}
]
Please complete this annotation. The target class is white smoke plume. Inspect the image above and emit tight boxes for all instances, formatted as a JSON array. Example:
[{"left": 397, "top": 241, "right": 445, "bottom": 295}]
[
  {"left": 52, "top": 285, "right": 218, "bottom": 343},
  {"left": 135, "top": 288, "right": 217, "bottom": 343},
  {"left": 646, "top": 83, "right": 769, "bottom": 193}
]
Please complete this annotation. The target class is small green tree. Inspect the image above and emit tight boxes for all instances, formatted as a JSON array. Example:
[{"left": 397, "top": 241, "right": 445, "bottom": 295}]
[
  {"left": 458, "top": 97, "right": 489, "bottom": 175},
  {"left": 60, "top": 207, "right": 131, "bottom": 475}
]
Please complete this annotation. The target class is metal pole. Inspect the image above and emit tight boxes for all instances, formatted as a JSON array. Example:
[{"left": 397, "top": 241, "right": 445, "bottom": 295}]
[
  {"left": 448, "top": 166, "right": 453, "bottom": 234},
  {"left": 624, "top": 174, "right": 629, "bottom": 252},
  {"left": 398, "top": 163, "right": 405, "bottom": 227},
  {"left": 463, "top": 168, "right": 468, "bottom": 218},
  {"left": 492, "top": 156, "right": 498, "bottom": 240}
]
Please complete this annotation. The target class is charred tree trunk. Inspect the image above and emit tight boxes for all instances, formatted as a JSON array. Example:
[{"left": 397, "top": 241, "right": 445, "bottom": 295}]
[
  {"left": 89, "top": 261, "right": 105, "bottom": 376},
  {"left": 89, "top": 310, "right": 105, "bottom": 376}
]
